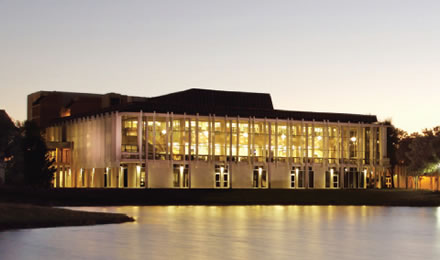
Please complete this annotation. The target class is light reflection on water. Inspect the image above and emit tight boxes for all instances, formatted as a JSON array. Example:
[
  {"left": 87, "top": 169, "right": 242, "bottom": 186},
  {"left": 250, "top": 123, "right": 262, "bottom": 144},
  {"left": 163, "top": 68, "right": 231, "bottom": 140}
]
[{"left": 1, "top": 206, "right": 440, "bottom": 260}]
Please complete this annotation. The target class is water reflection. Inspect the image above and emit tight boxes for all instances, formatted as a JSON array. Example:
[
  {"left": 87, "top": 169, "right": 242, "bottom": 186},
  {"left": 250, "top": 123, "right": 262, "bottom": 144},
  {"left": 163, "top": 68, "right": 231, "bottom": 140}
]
[{"left": 1, "top": 206, "right": 440, "bottom": 260}]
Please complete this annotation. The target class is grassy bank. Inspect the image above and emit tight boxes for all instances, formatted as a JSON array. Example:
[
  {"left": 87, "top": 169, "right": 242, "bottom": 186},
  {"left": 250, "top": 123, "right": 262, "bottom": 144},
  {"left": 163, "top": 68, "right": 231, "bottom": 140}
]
[
  {"left": 0, "top": 203, "right": 134, "bottom": 231},
  {"left": 1, "top": 187, "right": 440, "bottom": 206}
]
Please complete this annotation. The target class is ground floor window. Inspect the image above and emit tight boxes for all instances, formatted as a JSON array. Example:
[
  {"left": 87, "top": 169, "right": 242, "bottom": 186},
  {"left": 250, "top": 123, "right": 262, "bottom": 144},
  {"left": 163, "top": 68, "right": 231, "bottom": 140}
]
[
  {"left": 253, "top": 166, "right": 267, "bottom": 188},
  {"left": 215, "top": 164, "right": 229, "bottom": 188},
  {"left": 120, "top": 165, "right": 129, "bottom": 188},
  {"left": 173, "top": 164, "right": 189, "bottom": 188},
  {"left": 308, "top": 167, "right": 314, "bottom": 188},
  {"left": 344, "top": 167, "right": 359, "bottom": 188},
  {"left": 80, "top": 168, "right": 85, "bottom": 187},
  {"left": 291, "top": 166, "right": 304, "bottom": 188},
  {"left": 325, "top": 167, "right": 339, "bottom": 188}
]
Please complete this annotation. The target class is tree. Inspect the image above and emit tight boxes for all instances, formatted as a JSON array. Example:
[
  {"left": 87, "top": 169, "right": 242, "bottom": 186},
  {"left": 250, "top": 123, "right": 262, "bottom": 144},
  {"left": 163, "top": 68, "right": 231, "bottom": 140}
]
[
  {"left": 20, "top": 121, "right": 55, "bottom": 188},
  {"left": 384, "top": 121, "right": 407, "bottom": 188}
]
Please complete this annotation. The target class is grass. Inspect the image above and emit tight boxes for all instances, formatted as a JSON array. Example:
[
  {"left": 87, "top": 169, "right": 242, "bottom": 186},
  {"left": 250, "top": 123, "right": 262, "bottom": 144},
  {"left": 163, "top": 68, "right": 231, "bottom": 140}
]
[{"left": 0, "top": 203, "right": 134, "bottom": 231}]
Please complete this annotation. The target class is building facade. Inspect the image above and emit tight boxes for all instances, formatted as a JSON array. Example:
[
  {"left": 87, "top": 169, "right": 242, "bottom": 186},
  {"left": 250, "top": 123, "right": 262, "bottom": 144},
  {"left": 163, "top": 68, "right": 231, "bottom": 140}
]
[{"left": 39, "top": 89, "right": 390, "bottom": 189}]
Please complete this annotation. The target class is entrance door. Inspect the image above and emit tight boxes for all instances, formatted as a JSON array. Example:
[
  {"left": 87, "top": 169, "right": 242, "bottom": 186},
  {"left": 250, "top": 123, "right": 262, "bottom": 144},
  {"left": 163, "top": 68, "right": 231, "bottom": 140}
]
[
  {"left": 215, "top": 165, "right": 229, "bottom": 188},
  {"left": 253, "top": 166, "right": 267, "bottom": 188}
]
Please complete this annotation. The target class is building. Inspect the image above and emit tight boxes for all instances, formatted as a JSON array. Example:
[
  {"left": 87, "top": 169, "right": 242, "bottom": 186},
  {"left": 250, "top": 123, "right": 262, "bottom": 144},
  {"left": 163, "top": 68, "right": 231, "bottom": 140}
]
[
  {"left": 32, "top": 89, "right": 390, "bottom": 189},
  {"left": 28, "top": 91, "right": 147, "bottom": 128}
]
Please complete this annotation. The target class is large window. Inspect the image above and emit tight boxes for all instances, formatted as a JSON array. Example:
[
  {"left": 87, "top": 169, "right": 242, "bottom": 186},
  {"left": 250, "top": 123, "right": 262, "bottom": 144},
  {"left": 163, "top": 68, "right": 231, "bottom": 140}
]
[
  {"left": 277, "top": 124, "right": 287, "bottom": 161},
  {"left": 313, "top": 126, "right": 324, "bottom": 160},
  {"left": 122, "top": 116, "right": 138, "bottom": 153},
  {"left": 214, "top": 121, "right": 227, "bottom": 161},
  {"left": 198, "top": 120, "right": 210, "bottom": 160},
  {"left": 253, "top": 121, "right": 268, "bottom": 162},
  {"left": 290, "top": 125, "right": 304, "bottom": 163},
  {"left": 238, "top": 121, "right": 249, "bottom": 161}
]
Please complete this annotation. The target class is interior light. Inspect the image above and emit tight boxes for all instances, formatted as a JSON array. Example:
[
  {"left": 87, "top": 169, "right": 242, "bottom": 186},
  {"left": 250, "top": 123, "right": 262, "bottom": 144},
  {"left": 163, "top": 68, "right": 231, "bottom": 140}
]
[
  {"left": 161, "top": 129, "right": 167, "bottom": 135},
  {"left": 281, "top": 134, "right": 286, "bottom": 140},
  {"left": 204, "top": 131, "right": 209, "bottom": 137},
  {"left": 317, "top": 136, "right": 322, "bottom": 141},
  {"left": 243, "top": 132, "right": 248, "bottom": 138},
  {"left": 350, "top": 137, "right": 357, "bottom": 142}
]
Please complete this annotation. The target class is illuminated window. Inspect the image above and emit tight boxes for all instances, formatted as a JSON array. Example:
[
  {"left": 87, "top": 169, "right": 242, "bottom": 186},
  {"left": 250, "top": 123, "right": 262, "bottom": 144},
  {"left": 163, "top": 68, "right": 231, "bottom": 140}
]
[{"left": 215, "top": 164, "right": 229, "bottom": 188}]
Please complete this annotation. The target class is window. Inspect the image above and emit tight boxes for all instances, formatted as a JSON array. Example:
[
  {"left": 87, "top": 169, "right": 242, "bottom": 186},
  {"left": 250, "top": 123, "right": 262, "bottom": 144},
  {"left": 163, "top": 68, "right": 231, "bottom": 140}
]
[
  {"left": 308, "top": 167, "right": 314, "bottom": 188},
  {"left": 173, "top": 164, "right": 189, "bottom": 188},
  {"left": 253, "top": 166, "right": 267, "bottom": 188},
  {"left": 215, "top": 164, "right": 229, "bottom": 188},
  {"left": 325, "top": 167, "right": 339, "bottom": 188},
  {"left": 290, "top": 167, "right": 301, "bottom": 188}
]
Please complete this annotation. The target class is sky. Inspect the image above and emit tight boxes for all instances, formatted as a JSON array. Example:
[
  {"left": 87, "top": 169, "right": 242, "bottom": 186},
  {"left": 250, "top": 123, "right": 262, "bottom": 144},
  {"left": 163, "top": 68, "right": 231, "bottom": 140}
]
[{"left": 1, "top": 0, "right": 439, "bottom": 134}]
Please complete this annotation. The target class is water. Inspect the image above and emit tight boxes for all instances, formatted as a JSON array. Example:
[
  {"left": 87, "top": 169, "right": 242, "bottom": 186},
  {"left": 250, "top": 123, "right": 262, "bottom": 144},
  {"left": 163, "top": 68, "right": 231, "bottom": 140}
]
[{"left": 1, "top": 206, "right": 440, "bottom": 260}]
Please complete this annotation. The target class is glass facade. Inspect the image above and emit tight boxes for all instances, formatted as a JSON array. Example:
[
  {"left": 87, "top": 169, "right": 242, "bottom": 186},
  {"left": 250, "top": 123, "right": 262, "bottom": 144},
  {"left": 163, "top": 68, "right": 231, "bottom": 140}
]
[{"left": 124, "top": 114, "right": 383, "bottom": 165}]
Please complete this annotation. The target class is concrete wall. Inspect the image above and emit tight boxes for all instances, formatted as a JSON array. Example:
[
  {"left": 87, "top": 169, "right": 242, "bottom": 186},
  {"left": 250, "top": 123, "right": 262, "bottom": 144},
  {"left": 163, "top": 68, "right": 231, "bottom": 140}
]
[
  {"left": 231, "top": 163, "right": 253, "bottom": 188},
  {"left": 269, "top": 163, "right": 289, "bottom": 188},
  {"left": 148, "top": 161, "right": 173, "bottom": 188},
  {"left": 191, "top": 161, "right": 214, "bottom": 188}
]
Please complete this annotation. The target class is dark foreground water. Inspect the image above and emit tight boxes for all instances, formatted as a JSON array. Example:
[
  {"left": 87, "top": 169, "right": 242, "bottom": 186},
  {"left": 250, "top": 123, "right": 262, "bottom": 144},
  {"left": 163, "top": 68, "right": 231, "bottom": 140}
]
[{"left": 1, "top": 206, "right": 440, "bottom": 260}]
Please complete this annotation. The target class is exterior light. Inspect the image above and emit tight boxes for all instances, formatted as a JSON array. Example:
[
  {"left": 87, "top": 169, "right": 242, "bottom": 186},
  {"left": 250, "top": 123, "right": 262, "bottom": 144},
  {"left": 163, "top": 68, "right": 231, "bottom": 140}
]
[
  {"left": 295, "top": 168, "right": 299, "bottom": 174},
  {"left": 330, "top": 168, "right": 334, "bottom": 174},
  {"left": 204, "top": 131, "right": 209, "bottom": 137},
  {"left": 281, "top": 134, "right": 286, "bottom": 140},
  {"left": 136, "top": 165, "right": 141, "bottom": 173},
  {"left": 180, "top": 165, "right": 184, "bottom": 174},
  {"left": 220, "top": 166, "right": 224, "bottom": 174},
  {"left": 317, "top": 136, "right": 322, "bottom": 141},
  {"left": 161, "top": 129, "right": 167, "bottom": 135},
  {"left": 259, "top": 167, "right": 262, "bottom": 175},
  {"left": 243, "top": 132, "right": 248, "bottom": 138},
  {"left": 345, "top": 168, "right": 348, "bottom": 172},
  {"left": 350, "top": 137, "right": 357, "bottom": 142}
]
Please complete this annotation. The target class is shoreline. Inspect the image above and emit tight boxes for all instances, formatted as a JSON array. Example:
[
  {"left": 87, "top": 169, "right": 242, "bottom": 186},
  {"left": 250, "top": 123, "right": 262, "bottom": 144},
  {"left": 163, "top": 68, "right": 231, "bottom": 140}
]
[
  {"left": 1, "top": 188, "right": 439, "bottom": 207},
  {"left": 0, "top": 203, "right": 134, "bottom": 231}
]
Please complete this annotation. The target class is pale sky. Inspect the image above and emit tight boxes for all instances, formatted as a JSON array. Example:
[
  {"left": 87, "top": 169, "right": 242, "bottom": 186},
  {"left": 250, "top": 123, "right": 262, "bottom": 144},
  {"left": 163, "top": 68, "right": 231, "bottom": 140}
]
[{"left": 1, "top": 0, "right": 439, "bottom": 133}]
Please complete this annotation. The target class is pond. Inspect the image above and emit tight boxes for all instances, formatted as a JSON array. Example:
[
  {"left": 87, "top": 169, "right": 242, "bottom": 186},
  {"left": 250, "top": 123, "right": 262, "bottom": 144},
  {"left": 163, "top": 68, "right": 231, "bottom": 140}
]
[{"left": 1, "top": 206, "right": 440, "bottom": 260}]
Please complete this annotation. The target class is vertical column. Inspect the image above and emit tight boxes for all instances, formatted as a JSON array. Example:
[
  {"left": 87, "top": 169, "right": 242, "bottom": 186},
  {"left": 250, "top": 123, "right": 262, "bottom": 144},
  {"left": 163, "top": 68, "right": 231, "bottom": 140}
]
[
  {"left": 188, "top": 116, "right": 192, "bottom": 188},
  {"left": 339, "top": 121, "right": 344, "bottom": 189},
  {"left": 196, "top": 113, "right": 199, "bottom": 160},
  {"left": 304, "top": 122, "right": 309, "bottom": 189},
  {"left": 248, "top": 117, "right": 251, "bottom": 163},
  {"left": 166, "top": 112, "right": 170, "bottom": 160},
  {"left": 152, "top": 112, "right": 156, "bottom": 161},
  {"left": 268, "top": 120, "right": 272, "bottom": 163},
  {"left": 170, "top": 113, "right": 174, "bottom": 162},
  {"left": 138, "top": 111, "right": 143, "bottom": 160},
  {"left": 208, "top": 114, "right": 212, "bottom": 161},
  {"left": 275, "top": 118, "right": 278, "bottom": 163},
  {"left": 236, "top": 116, "right": 239, "bottom": 161},
  {"left": 212, "top": 115, "right": 216, "bottom": 161}
]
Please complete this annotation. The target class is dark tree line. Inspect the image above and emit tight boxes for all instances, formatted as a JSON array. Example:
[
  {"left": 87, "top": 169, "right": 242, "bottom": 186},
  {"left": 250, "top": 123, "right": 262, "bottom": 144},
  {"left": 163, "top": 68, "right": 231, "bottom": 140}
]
[
  {"left": 0, "top": 119, "right": 55, "bottom": 188},
  {"left": 388, "top": 124, "right": 440, "bottom": 179}
]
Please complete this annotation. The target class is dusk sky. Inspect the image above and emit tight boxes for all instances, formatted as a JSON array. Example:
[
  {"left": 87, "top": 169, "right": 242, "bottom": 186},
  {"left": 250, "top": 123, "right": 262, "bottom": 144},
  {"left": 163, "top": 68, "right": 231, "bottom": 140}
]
[{"left": 1, "top": 0, "right": 439, "bottom": 133}]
